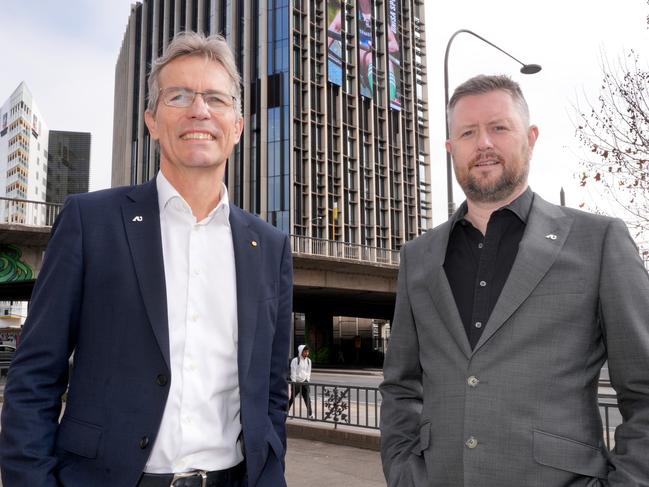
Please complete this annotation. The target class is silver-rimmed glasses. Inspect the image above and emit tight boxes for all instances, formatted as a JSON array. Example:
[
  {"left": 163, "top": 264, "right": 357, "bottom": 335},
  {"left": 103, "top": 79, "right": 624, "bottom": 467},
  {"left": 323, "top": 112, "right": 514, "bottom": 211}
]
[{"left": 159, "top": 87, "right": 237, "bottom": 112}]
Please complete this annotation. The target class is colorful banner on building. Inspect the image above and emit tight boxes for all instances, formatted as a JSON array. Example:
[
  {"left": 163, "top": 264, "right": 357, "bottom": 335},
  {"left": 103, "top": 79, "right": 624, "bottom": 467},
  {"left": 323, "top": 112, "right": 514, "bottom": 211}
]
[
  {"left": 357, "top": 0, "right": 373, "bottom": 99},
  {"left": 387, "top": 0, "right": 402, "bottom": 110},
  {"left": 327, "top": 0, "right": 343, "bottom": 86}
]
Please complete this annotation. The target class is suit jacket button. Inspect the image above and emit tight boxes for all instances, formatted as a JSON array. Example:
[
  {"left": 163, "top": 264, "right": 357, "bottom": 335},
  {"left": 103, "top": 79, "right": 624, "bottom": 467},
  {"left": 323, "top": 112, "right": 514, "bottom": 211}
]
[
  {"left": 140, "top": 436, "right": 150, "bottom": 449},
  {"left": 465, "top": 436, "right": 478, "bottom": 449},
  {"left": 156, "top": 374, "right": 168, "bottom": 386},
  {"left": 467, "top": 376, "right": 479, "bottom": 388}
]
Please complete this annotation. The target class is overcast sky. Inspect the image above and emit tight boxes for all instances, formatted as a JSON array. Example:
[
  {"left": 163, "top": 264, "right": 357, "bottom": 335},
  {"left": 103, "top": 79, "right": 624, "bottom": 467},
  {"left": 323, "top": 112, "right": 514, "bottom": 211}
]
[{"left": 1, "top": 1, "right": 647, "bottom": 227}]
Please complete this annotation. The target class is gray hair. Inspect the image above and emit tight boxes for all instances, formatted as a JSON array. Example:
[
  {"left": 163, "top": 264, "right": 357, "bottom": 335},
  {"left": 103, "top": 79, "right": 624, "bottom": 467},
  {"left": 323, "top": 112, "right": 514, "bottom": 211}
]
[
  {"left": 147, "top": 31, "right": 241, "bottom": 114},
  {"left": 447, "top": 74, "right": 530, "bottom": 127}
]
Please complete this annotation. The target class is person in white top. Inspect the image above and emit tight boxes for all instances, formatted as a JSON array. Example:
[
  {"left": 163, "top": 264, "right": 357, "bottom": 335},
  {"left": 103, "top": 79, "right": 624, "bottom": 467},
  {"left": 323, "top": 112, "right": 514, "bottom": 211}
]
[
  {"left": 0, "top": 32, "right": 293, "bottom": 487},
  {"left": 288, "top": 345, "right": 313, "bottom": 419}
]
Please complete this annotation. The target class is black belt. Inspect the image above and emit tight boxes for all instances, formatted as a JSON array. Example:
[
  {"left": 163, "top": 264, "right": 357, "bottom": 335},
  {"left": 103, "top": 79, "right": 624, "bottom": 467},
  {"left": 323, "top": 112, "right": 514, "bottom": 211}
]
[{"left": 137, "top": 462, "right": 245, "bottom": 487}]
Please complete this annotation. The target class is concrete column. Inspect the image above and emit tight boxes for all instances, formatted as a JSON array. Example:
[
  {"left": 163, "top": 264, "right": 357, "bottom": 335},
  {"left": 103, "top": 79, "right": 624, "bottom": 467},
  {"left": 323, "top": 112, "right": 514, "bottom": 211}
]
[{"left": 304, "top": 310, "right": 334, "bottom": 365}]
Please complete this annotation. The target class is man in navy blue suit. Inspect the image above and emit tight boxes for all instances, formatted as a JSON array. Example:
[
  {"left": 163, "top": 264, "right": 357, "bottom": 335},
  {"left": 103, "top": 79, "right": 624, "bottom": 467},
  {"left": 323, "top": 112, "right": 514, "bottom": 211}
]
[{"left": 0, "top": 32, "right": 292, "bottom": 487}]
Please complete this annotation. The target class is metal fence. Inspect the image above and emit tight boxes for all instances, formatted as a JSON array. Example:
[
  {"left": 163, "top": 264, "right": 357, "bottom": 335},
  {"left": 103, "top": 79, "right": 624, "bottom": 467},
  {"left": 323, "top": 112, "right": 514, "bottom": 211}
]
[
  {"left": 290, "top": 235, "right": 400, "bottom": 266},
  {"left": 288, "top": 381, "right": 380, "bottom": 429},
  {"left": 288, "top": 381, "right": 621, "bottom": 450},
  {"left": 0, "top": 197, "right": 61, "bottom": 227}
]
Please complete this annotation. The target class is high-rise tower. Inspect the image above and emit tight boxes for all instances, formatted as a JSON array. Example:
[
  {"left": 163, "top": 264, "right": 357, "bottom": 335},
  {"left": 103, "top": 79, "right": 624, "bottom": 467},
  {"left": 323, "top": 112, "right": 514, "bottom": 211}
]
[
  {"left": 46, "top": 131, "right": 91, "bottom": 205},
  {"left": 112, "top": 0, "right": 430, "bottom": 244},
  {"left": 0, "top": 82, "right": 49, "bottom": 225}
]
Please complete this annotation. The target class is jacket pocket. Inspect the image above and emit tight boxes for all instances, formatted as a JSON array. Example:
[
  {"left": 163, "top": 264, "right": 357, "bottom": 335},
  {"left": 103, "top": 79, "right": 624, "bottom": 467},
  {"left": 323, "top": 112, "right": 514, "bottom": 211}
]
[
  {"left": 533, "top": 429, "right": 608, "bottom": 479},
  {"left": 411, "top": 422, "right": 431, "bottom": 456},
  {"left": 56, "top": 416, "right": 103, "bottom": 459}
]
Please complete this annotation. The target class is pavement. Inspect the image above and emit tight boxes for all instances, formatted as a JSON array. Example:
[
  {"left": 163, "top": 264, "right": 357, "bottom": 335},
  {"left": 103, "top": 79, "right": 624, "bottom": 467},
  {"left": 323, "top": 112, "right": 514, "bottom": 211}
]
[{"left": 286, "top": 436, "right": 385, "bottom": 487}]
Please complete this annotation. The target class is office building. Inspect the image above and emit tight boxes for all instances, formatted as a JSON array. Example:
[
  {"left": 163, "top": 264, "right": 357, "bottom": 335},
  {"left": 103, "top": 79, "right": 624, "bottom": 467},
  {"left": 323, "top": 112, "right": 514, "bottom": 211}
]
[
  {"left": 0, "top": 82, "right": 49, "bottom": 224},
  {"left": 46, "top": 131, "right": 91, "bottom": 204},
  {"left": 113, "top": 0, "right": 430, "bottom": 242}
]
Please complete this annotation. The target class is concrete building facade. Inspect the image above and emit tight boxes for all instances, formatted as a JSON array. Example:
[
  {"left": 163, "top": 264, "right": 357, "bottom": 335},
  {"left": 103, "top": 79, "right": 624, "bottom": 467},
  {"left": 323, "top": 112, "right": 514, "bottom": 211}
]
[
  {"left": 0, "top": 82, "right": 49, "bottom": 224},
  {"left": 113, "top": 0, "right": 430, "bottom": 239}
]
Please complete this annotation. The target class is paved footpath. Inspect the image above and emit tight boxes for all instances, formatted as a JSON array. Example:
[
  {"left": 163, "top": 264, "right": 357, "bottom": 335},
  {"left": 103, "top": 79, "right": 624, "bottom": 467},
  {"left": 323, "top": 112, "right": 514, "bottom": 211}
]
[{"left": 286, "top": 436, "right": 385, "bottom": 487}]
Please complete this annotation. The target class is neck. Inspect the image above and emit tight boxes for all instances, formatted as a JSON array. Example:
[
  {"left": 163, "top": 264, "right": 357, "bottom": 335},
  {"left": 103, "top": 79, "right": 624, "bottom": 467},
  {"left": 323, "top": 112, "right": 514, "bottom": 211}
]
[
  {"left": 161, "top": 165, "right": 224, "bottom": 221},
  {"left": 464, "top": 184, "right": 527, "bottom": 235}
]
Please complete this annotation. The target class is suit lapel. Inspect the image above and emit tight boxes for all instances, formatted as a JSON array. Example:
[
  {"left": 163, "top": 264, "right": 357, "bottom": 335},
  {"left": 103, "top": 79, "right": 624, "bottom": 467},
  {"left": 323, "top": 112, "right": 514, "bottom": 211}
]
[
  {"left": 425, "top": 219, "right": 473, "bottom": 359},
  {"left": 122, "top": 180, "right": 170, "bottom": 369},
  {"left": 229, "top": 206, "right": 261, "bottom": 381},
  {"left": 473, "top": 195, "right": 574, "bottom": 352}
]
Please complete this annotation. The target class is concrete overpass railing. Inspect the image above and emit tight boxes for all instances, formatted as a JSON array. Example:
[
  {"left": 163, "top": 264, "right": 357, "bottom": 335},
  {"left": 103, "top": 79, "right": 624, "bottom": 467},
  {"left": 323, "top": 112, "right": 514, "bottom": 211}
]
[
  {"left": 291, "top": 235, "right": 400, "bottom": 267},
  {"left": 0, "top": 197, "right": 61, "bottom": 227}
]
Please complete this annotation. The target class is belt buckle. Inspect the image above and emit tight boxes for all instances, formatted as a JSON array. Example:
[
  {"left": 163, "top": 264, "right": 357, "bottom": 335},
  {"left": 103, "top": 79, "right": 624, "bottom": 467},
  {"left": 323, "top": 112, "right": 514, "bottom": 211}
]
[{"left": 171, "top": 470, "right": 208, "bottom": 487}]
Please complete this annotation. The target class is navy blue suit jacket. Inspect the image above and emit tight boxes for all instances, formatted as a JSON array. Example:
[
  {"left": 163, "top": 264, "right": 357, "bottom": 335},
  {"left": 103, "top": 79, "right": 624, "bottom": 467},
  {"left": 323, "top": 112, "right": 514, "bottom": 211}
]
[{"left": 0, "top": 179, "right": 293, "bottom": 487}]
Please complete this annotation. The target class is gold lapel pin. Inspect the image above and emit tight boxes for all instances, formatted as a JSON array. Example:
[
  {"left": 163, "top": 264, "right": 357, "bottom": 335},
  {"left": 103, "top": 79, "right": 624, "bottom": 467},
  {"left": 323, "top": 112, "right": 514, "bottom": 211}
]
[{"left": 251, "top": 240, "right": 258, "bottom": 247}]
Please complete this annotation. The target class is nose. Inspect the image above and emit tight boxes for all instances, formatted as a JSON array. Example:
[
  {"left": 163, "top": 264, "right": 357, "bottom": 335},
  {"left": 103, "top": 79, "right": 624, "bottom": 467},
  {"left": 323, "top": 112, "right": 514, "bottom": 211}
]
[
  {"left": 187, "top": 93, "right": 211, "bottom": 118},
  {"left": 476, "top": 128, "right": 493, "bottom": 150}
]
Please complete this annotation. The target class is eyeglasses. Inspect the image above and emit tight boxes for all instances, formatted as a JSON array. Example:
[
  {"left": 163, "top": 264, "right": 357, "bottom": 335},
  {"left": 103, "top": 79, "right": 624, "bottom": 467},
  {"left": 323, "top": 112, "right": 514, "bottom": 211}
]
[{"left": 159, "top": 87, "right": 238, "bottom": 112}]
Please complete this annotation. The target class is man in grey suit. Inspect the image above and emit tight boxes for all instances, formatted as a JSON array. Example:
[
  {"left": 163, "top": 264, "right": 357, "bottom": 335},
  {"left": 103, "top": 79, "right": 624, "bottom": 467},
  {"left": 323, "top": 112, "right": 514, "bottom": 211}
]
[{"left": 380, "top": 74, "right": 649, "bottom": 486}]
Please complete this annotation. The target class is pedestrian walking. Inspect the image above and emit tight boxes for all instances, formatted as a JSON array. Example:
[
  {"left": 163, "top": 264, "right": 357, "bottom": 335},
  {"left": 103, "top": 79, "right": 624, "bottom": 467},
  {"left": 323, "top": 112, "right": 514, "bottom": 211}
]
[{"left": 288, "top": 345, "right": 313, "bottom": 419}]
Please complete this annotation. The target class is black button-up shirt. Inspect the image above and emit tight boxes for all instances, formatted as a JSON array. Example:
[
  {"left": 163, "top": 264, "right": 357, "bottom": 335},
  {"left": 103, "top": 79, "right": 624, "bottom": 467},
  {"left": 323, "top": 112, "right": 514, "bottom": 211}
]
[{"left": 443, "top": 188, "right": 534, "bottom": 349}]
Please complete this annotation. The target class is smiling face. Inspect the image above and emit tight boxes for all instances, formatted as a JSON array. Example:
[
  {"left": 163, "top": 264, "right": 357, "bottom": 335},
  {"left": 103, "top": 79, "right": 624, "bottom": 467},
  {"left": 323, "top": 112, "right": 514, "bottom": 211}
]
[
  {"left": 446, "top": 89, "right": 538, "bottom": 205},
  {"left": 144, "top": 54, "right": 243, "bottom": 184}
]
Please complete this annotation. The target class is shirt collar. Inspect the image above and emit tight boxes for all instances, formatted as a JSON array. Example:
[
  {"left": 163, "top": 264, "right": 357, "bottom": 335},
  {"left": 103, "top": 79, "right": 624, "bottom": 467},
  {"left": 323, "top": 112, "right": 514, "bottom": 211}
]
[
  {"left": 156, "top": 170, "right": 231, "bottom": 223},
  {"left": 451, "top": 187, "right": 534, "bottom": 229}
]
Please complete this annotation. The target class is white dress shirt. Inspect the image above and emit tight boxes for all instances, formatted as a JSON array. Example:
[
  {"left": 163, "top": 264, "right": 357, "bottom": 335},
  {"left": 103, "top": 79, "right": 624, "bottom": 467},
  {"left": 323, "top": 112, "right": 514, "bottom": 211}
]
[{"left": 144, "top": 171, "right": 243, "bottom": 473}]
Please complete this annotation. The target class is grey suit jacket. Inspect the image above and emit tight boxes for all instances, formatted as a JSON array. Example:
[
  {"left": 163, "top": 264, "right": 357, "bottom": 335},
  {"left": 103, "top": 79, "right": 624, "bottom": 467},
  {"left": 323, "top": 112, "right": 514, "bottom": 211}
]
[{"left": 380, "top": 194, "right": 649, "bottom": 487}]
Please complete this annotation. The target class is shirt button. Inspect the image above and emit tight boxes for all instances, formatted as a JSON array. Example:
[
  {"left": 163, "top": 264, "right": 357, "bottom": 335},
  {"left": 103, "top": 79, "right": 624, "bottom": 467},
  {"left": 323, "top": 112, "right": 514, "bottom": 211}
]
[
  {"left": 478, "top": 243, "right": 484, "bottom": 249},
  {"left": 479, "top": 280, "right": 487, "bottom": 287},
  {"left": 139, "top": 436, "right": 150, "bottom": 449},
  {"left": 465, "top": 436, "right": 478, "bottom": 449},
  {"left": 467, "top": 376, "right": 479, "bottom": 387},
  {"left": 475, "top": 321, "right": 482, "bottom": 329}
]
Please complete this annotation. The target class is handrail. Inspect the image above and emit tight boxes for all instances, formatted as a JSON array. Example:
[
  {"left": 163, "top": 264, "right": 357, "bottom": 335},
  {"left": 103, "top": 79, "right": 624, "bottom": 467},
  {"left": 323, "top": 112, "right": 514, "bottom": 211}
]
[
  {"left": 0, "top": 197, "right": 62, "bottom": 227},
  {"left": 290, "top": 235, "right": 400, "bottom": 267}
]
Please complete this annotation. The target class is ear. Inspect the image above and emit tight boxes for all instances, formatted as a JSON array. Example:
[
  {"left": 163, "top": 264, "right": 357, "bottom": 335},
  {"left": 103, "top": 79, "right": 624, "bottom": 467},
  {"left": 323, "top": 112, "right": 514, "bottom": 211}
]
[
  {"left": 445, "top": 139, "right": 452, "bottom": 154},
  {"left": 527, "top": 125, "right": 539, "bottom": 152},
  {"left": 233, "top": 115, "right": 244, "bottom": 144},
  {"left": 144, "top": 110, "right": 159, "bottom": 140}
]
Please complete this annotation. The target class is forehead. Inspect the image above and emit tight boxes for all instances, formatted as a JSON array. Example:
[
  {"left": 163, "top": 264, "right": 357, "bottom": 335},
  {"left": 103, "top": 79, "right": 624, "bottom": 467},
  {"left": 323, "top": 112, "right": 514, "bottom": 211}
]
[
  {"left": 158, "top": 54, "right": 231, "bottom": 89},
  {"left": 451, "top": 90, "right": 522, "bottom": 125}
]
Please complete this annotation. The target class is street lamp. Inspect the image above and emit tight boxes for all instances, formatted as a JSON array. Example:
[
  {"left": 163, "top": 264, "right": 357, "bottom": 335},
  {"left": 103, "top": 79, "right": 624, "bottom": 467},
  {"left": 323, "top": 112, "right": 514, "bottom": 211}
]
[{"left": 444, "top": 29, "right": 542, "bottom": 218}]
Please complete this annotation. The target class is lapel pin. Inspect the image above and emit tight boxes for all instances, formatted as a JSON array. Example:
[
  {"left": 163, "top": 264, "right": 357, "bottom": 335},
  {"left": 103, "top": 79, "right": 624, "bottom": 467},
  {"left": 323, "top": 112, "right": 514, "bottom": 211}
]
[
  {"left": 545, "top": 234, "right": 557, "bottom": 240},
  {"left": 251, "top": 240, "right": 258, "bottom": 247},
  {"left": 132, "top": 216, "right": 143, "bottom": 222}
]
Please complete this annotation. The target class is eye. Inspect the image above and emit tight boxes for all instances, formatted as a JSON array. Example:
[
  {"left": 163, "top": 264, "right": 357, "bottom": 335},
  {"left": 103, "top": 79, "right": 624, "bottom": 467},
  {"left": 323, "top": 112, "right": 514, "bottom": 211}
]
[
  {"left": 164, "top": 88, "right": 193, "bottom": 106},
  {"left": 459, "top": 129, "right": 473, "bottom": 138},
  {"left": 204, "top": 92, "right": 231, "bottom": 108},
  {"left": 494, "top": 125, "right": 508, "bottom": 132}
]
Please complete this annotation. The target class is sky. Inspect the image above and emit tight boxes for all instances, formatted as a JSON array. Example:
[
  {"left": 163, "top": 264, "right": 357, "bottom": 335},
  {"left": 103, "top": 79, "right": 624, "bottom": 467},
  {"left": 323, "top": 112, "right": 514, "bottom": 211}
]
[{"left": 1, "top": 0, "right": 647, "bottom": 228}]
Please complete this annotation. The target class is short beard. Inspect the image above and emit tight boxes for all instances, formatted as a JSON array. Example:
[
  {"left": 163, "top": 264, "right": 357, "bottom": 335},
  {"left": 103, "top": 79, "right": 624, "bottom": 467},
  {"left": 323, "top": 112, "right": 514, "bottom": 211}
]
[{"left": 460, "top": 152, "right": 529, "bottom": 204}]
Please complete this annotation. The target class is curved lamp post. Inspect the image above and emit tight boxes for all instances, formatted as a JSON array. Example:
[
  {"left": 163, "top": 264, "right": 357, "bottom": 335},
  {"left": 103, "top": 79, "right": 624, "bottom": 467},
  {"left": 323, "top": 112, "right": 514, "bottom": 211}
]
[{"left": 444, "top": 29, "right": 542, "bottom": 218}]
